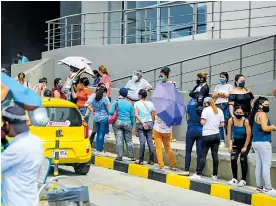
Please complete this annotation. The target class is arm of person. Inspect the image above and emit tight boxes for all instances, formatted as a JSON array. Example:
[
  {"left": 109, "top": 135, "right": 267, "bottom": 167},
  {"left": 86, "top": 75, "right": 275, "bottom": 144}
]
[
  {"left": 212, "top": 85, "right": 219, "bottom": 99},
  {"left": 259, "top": 113, "right": 276, "bottom": 132},
  {"left": 228, "top": 92, "right": 235, "bottom": 117},
  {"left": 108, "top": 102, "right": 116, "bottom": 115},
  {"left": 227, "top": 118, "right": 233, "bottom": 153},
  {"left": 1, "top": 148, "right": 24, "bottom": 173},
  {"left": 219, "top": 111, "right": 225, "bottom": 127},
  {"left": 189, "top": 85, "right": 199, "bottom": 98},
  {"left": 134, "top": 107, "right": 144, "bottom": 124},
  {"left": 151, "top": 110, "right": 156, "bottom": 122},
  {"left": 71, "top": 87, "right": 78, "bottom": 99},
  {"left": 54, "top": 90, "right": 61, "bottom": 98},
  {"left": 242, "top": 119, "right": 252, "bottom": 153},
  {"left": 144, "top": 80, "right": 153, "bottom": 91},
  {"left": 199, "top": 85, "right": 210, "bottom": 98},
  {"left": 200, "top": 108, "right": 207, "bottom": 125},
  {"left": 105, "top": 97, "right": 111, "bottom": 111}
]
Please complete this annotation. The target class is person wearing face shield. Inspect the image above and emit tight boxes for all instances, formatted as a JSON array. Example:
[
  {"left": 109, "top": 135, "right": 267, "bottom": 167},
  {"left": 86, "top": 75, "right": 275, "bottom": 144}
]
[
  {"left": 1, "top": 105, "right": 44, "bottom": 206},
  {"left": 125, "top": 70, "right": 152, "bottom": 103}
]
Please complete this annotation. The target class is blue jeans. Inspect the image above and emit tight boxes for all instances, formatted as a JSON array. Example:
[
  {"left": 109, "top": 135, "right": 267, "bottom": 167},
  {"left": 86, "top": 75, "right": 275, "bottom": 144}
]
[
  {"left": 94, "top": 118, "right": 109, "bottom": 152},
  {"left": 217, "top": 103, "right": 230, "bottom": 141},
  {"left": 79, "top": 108, "right": 89, "bottom": 123},
  {"left": 185, "top": 129, "right": 203, "bottom": 171},
  {"left": 90, "top": 121, "right": 97, "bottom": 148}
]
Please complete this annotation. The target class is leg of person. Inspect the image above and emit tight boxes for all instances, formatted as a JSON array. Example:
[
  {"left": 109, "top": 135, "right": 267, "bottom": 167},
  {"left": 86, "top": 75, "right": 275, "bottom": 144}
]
[
  {"left": 210, "top": 134, "right": 220, "bottom": 178},
  {"left": 195, "top": 137, "right": 210, "bottom": 176},
  {"left": 184, "top": 131, "right": 196, "bottom": 172},
  {"left": 123, "top": 122, "right": 135, "bottom": 160},
  {"left": 223, "top": 105, "right": 230, "bottom": 147},
  {"left": 90, "top": 121, "right": 98, "bottom": 148},
  {"left": 136, "top": 123, "right": 146, "bottom": 163},
  {"left": 145, "top": 124, "right": 155, "bottom": 163},
  {"left": 163, "top": 132, "right": 176, "bottom": 170},
  {"left": 153, "top": 130, "right": 165, "bottom": 170},
  {"left": 228, "top": 139, "right": 241, "bottom": 185},
  {"left": 94, "top": 122, "right": 100, "bottom": 151},
  {"left": 195, "top": 136, "right": 203, "bottom": 172},
  {"left": 112, "top": 121, "right": 124, "bottom": 160},
  {"left": 239, "top": 139, "right": 249, "bottom": 185},
  {"left": 252, "top": 142, "right": 264, "bottom": 191},
  {"left": 259, "top": 142, "right": 273, "bottom": 190},
  {"left": 97, "top": 118, "right": 108, "bottom": 152}
]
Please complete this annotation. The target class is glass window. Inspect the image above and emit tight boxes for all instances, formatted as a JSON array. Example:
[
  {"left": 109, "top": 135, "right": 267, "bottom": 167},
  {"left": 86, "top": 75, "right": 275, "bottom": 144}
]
[{"left": 197, "top": 4, "right": 207, "bottom": 34}]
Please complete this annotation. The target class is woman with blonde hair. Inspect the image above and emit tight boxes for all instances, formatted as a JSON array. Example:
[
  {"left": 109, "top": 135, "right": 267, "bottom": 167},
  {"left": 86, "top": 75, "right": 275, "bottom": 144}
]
[
  {"left": 17, "top": 72, "right": 31, "bottom": 88},
  {"left": 191, "top": 97, "right": 224, "bottom": 180},
  {"left": 99, "top": 65, "right": 112, "bottom": 102}
]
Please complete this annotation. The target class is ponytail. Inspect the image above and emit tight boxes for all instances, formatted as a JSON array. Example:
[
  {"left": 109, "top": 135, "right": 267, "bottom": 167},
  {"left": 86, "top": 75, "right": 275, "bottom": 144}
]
[
  {"left": 209, "top": 98, "right": 218, "bottom": 114},
  {"left": 95, "top": 86, "right": 107, "bottom": 101},
  {"left": 249, "top": 96, "right": 268, "bottom": 127}
]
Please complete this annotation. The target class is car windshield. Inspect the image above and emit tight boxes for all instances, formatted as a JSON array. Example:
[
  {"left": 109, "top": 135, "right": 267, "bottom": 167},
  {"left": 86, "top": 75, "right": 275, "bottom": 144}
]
[{"left": 28, "top": 107, "right": 82, "bottom": 127}]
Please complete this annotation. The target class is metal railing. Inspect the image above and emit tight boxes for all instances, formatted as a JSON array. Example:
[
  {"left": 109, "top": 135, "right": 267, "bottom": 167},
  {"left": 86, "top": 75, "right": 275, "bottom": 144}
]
[
  {"left": 112, "top": 34, "right": 276, "bottom": 91},
  {"left": 45, "top": 1, "right": 276, "bottom": 50}
]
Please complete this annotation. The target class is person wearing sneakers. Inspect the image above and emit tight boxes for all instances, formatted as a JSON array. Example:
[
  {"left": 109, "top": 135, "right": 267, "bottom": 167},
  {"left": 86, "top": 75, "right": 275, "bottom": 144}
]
[
  {"left": 191, "top": 97, "right": 224, "bottom": 180},
  {"left": 227, "top": 106, "right": 251, "bottom": 187},
  {"left": 250, "top": 96, "right": 276, "bottom": 195}
]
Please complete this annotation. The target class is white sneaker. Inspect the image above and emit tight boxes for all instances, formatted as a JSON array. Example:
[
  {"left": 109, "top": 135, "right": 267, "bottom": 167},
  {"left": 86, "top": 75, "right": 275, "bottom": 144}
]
[
  {"left": 190, "top": 173, "right": 201, "bottom": 180},
  {"left": 93, "top": 150, "right": 99, "bottom": 156},
  {"left": 219, "top": 141, "right": 225, "bottom": 148},
  {"left": 227, "top": 178, "right": 238, "bottom": 186},
  {"left": 238, "top": 180, "right": 246, "bottom": 187},
  {"left": 265, "top": 188, "right": 276, "bottom": 195},
  {"left": 256, "top": 186, "right": 265, "bottom": 193},
  {"left": 211, "top": 175, "right": 218, "bottom": 181}
]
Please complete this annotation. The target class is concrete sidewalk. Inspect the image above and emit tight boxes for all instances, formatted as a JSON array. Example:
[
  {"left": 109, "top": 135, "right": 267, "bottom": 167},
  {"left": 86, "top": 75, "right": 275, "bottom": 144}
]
[{"left": 91, "top": 130, "right": 276, "bottom": 188}]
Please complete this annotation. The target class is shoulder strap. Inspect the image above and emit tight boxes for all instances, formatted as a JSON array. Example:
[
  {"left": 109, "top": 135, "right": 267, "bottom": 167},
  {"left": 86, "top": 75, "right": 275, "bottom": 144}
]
[
  {"left": 231, "top": 117, "right": 235, "bottom": 126},
  {"left": 142, "top": 101, "right": 151, "bottom": 114},
  {"left": 243, "top": 117, "right": 246, "bottom": 126}
]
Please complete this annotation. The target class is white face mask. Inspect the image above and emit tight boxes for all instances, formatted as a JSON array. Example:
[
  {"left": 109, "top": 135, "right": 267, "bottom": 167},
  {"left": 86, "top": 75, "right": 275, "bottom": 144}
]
[{"left": 132, "top": 75, "right": 138, "bottom": 81}]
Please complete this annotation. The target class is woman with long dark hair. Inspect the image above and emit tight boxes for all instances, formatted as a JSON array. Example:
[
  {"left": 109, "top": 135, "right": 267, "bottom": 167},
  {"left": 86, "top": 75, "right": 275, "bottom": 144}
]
[
  {"left": 250, "top": 97, "right": 276, "bottom": 194},
  {"left": 86, "top": 85, "right": 110, "bottom": 155},
  {"left": 191, "top": 97, "right": 224, "bottom": 180},
  {"left": 52, "top": 78, "right": 67, "bottom": 100},
  {"left": 227, "top": 106, "right": 251, "bottom": 187}
]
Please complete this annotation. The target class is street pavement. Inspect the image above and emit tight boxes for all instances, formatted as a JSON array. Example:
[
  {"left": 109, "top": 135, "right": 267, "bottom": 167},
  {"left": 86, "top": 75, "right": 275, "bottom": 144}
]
[{"left": 40, "top": 165, "right": 247, "bottom": 206}]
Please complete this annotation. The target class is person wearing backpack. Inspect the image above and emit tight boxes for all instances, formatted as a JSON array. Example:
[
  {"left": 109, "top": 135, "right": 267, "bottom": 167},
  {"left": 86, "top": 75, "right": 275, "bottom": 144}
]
[
  {"left": 134, "top": 89, "right": 155, "bottom": 165},
  {"left": 227, "top": 106, "right": 251, "bottom": 187}
]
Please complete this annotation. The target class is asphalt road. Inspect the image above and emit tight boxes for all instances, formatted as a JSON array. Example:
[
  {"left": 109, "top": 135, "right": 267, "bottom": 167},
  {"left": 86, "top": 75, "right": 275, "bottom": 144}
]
[{"left": 41, "top": 165, "right": 247, "bottom": 206}]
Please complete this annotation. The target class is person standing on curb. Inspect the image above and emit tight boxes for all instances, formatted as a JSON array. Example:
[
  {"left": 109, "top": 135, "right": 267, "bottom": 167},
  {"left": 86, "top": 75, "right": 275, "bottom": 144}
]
[
  {"left": 191, "top": 97, "right": 224, "bottom": 181},
  {"left": 227, "top": 106, "right": 251, "bottom": 187},
  {"left": 134, "top": 89, "right": 155, "bottom": 165},
  {"left": 1, "top": 105, "right": 43, "bottom": 206},
  {"left": 250, "top": 96, "right": 276, "bottom": 195}
]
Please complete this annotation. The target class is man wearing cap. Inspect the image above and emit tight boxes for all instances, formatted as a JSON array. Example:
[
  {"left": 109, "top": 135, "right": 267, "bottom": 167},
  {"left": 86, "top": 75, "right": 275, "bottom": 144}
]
[
  {"left": 1, "top": 105, "right": 44, "bottom": 206},
  {"left": 125, "top": 70, "right": 152, "bottom": 103}
]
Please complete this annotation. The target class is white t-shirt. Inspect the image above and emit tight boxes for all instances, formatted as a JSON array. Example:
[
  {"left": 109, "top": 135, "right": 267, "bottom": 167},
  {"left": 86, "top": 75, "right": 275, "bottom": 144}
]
[
  {"left": 201, "top": 106, "right": 224, "bottom": 136},
  {"left": 125, "top": 78, "right": 152, "bottom": 101},
  {"left": 134, "top": 100, "right": 155, "bottom": 123},
  {"left": 214, "top": 83, "right": 233, "bottom": 104}
]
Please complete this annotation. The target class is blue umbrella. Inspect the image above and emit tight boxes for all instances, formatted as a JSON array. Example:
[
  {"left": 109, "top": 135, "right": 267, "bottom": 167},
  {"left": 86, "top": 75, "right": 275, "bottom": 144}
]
[
  {"left": 1, "top": 72, "right": 42, "bottom": 110},
  {"left": 152, "top": 83, "right": 186, "bottom": 126}
]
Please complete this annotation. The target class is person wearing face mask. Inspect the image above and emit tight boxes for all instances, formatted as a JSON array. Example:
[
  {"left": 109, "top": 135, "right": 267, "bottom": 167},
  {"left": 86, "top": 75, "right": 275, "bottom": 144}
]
[
  {"left": 189, "top": 72, "right": 210, "bottom": 100},
  {"left": 52, "top": 78, "right": 67, "bottom": 100},
  {"left": 213, "top": 72, "right": 233, "bottom": 147},
  {"left": 125, "top": 70, "right": 152, "bottom": 103},
  {"left": 227, "top": 106, "right": 251, "bottom": 187},
  {"left": 1, "top": 105, "right": 43, "bottom": 206},
  {"left": 228, "top": 74, "right": 254, "bottom": 119},
  {"left": 250, "top": 97, "right": 276, "bottom": 195},
  {"left": 98, "top": 65, "right": 112, "bottom": 102}
]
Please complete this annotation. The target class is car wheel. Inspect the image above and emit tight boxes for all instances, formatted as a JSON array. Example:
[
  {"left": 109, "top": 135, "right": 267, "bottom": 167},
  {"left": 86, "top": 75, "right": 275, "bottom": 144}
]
[{"left": 73, "top": 163, "right": 90, "bottom": 175}]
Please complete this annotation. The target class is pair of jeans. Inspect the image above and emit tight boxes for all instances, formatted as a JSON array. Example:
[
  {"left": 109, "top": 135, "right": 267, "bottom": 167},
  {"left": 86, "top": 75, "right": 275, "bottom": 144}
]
[
  {"left": 230, "top": 138, "right": 250, "bottom": 181},
  {"left": 136, "top": 122, "right": 154, "bottom": 162},
  {"left": 153, "top": 129, "right": 176, "bottom": 169},
  {"left": 89, "top": 121, "right": 97, "bottom": 148},
  {"left": 79, "top": 108, "right": 89, "bottom": 123},
  {"left": 112, "top": 120, "right": 134, "bottom": 158},
  {"left": 185, "top": 129, "right": 203, "bottom": 171},
  {"left": 252, "top": 142, "right": 272, "bottom": 189},
  {"left": 216, "top": 103, "right": 229, "bottom": 141},
  {"left": 197, "top": 134, "right": 220, "bottom": 176},
  {"left": 94, "top": 118, "right": 109, "bottom": 152}
]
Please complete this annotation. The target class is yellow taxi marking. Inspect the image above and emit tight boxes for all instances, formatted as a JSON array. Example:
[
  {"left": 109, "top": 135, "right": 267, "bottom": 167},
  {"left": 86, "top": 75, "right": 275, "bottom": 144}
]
[
  {"left": 252, "top": 193, "right": 276, "bottom": 206},
  {"left": 128, "top": 164, "right": 149, "bottom": 178},
  {"left": 94, "top": 156, "right": 114, "bottom": 169},
  {"left": 166, "top": 174, "right": 191, "bottom": 189},
  {"left": 210, "top": 184, "right": 232, "bottom": 200}
]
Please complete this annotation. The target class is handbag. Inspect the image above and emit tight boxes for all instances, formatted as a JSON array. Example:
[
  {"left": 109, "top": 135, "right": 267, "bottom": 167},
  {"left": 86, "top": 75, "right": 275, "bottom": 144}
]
[{"left": 108, "top": 100, "right": 118, "bottom": 124}]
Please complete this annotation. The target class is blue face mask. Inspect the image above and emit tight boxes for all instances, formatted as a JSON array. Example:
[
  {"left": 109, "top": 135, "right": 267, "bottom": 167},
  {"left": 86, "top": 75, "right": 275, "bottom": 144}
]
[
  {"left": 238, "top": 81, "right": 245, "bottom": 88},
  {"left": 219, "top": 78, "right": 226, "bottom": 84}
]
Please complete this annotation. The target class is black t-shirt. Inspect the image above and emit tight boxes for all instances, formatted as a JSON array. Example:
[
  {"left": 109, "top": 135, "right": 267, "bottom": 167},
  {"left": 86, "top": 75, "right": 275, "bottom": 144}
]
[{"left": 228, "top": 92, "right": 254, "bottom": 115}]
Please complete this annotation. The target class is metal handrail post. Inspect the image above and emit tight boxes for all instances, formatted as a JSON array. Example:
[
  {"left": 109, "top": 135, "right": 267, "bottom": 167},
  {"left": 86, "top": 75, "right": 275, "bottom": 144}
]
[
  {"left": 273, "top": 35, "right": 276, "bottom": 79},
  {"left": 157, "top": 6, "right": 161, "bottom": 41},
  {"left": 154, "top": 69, "right": 156, "bottom": 88},
  {"left": 53, "top": 24, "right": 55, "bottom": 50},
  {"left": 239, "top": 45, "right": 243, "bottom": 74},
  {"left": 144, "top": 9, "right": 148, "bottom": 43},
  {"left": 211, "top": 1, "right": 214, "bottom": 39},
  {"left": 83, "top": 14, "right": 86, "bottom": 45},
  {"left": 47, "top": 23, "right": 50, "bottom": 51},
  {"left": 102, "top": 12, "right": 105, "bottom": 45},
  {"left": 70, "top": 25, "right": 73, "bottom": 46},
  {"left": 124, "top": 11, "right": 127, "bottom": 44},
  {"left": 65, "top": 18, "right": 68, "bottom": 47},
  {"left": 192, "top": 2, "right": 198, "bottom": 40},
  {"left": 180, "top": 62, "right": 183, "bottom": 90},
  {"left": 208, "top": 55, "right": 212, "bottom": 85},
  {"left": 248, "top": 1, "right": 251, "bottom": 37},
  {"left": 219, "top": 1, "right": 222, "bottom": 39},
  {"left": 167, "top": 6, "right": 171, "bottom": 42}
]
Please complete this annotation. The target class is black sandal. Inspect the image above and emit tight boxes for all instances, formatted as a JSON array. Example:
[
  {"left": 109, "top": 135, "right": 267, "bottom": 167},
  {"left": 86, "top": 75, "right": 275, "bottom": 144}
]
[
  {"left": 147, "top": 160, "right": 154, "bottom": 165},
  {"left": 135, "top": 160, "right": 144, "bottom": 165}
]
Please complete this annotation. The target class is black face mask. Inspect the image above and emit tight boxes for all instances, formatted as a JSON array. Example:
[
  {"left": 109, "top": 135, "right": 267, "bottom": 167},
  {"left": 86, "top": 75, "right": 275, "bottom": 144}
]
[
  {"left": 262, "top": 106, "right": 270, "bottom": 113},
  {"left": 200, "top": 78, "right": 206, "bottom": 83},
  {"left": 196, "top": 80, "right": 200, "bottom": 85},
  {"left": 235, "top": 114, "right": 243, "bottom": 119}
]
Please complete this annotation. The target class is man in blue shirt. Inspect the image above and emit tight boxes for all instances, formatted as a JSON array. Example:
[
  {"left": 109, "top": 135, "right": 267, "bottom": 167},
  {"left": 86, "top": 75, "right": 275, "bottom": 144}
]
[
  {"left": 1, "top": 105, "right": 43, "bottom": 206},
  {"left": 17, "top": 52, "right": 29, "bottom": 64}
]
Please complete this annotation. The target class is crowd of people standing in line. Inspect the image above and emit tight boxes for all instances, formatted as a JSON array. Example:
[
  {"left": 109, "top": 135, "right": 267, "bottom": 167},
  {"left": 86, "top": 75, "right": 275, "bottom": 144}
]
[{"left": 14, "top": 64, "right": 276, "bottom": 194}]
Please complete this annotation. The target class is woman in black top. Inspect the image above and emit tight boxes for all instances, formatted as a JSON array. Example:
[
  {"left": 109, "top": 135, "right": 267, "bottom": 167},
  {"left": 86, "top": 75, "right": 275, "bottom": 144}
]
[
  {"left": 228, "top": 74, "right": 254, "bottom": 119},
  {"left": 189, "top": 72, "right": 210, "bottom": 100}
]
